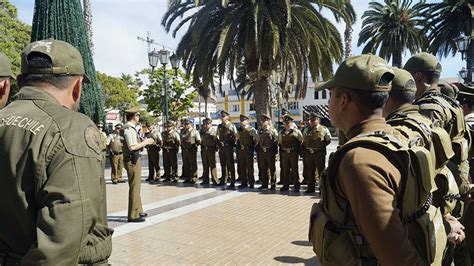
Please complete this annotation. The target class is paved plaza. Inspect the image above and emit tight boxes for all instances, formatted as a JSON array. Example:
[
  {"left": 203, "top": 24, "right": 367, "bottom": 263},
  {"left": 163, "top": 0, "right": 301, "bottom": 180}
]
[{"left": 105, "top": 140, "right": 338, "bottom": 265}]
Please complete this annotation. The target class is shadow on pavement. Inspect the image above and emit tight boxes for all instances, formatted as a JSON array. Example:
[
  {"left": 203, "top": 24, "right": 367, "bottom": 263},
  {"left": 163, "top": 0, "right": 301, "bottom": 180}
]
[
  {"left": 107, "top": 216, "right": 128, "bottom": 223},
  {"left": 274, "top": 255, "right": 319, "bottom": 265}
]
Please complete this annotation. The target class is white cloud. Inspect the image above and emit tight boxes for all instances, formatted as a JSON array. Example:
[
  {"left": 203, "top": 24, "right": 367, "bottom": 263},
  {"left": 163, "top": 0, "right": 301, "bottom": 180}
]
[{"left": 10, "top": 0, "right": 465, "bottom": 79}]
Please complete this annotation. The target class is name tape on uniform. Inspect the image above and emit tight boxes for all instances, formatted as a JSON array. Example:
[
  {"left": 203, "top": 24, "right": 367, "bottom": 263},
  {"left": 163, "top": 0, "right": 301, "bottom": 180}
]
[{"left": 0, "top": 115, "right": 45, "bottom": 135}]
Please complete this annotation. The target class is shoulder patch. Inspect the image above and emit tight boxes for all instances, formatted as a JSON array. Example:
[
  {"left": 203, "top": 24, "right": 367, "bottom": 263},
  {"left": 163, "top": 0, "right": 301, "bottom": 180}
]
[{"left": 84, "top": 126, "right": 102, "bottom": 155}]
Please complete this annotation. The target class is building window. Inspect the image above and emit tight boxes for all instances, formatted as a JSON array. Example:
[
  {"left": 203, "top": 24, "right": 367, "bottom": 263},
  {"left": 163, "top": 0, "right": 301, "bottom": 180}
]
[
  {"left": 288, "top": 101, "right": 299, "bottom": 110},
  {"left": 232, "top": 104, "right": 240, "bottom": 112},
  {"left": 322, "top": 90, "right": 327, "bottom": 99},
  {"left": 314, "top": 90, "right": 319, "bottom": 99},
  {"left": 249, "top": 103, "right": 255, "bottom": 111}
]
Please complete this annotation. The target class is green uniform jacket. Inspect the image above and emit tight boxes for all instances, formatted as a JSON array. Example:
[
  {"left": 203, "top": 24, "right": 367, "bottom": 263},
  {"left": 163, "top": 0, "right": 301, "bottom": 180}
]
[{"left": 0, "top": 87, "right": 113, "bottom": 264}]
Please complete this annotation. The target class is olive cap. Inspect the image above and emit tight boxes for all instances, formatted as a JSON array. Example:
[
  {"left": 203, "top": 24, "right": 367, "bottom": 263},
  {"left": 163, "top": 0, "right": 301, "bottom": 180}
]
[
  {"left": 0, "top": 53, "right": 14, "bottom": 78},
  {"left": 114, "top": 123, "right": 123, "bottom": 128},
  {"left": 281, "top": 108, "right": 289, "bottom": 115},
  {"left": 203, "top": 117, "right": 212, "bottom": 124},
  {"left": 318, "top": 54, "right": 394, "bottom": 92},
  {"left": 438, "top": 82, "right": 459, "bottom": 99},
  {"left": 283, "top": 115, "right": 294, "bottom": 122},
  {"left": 21, "top": 39, "right": 90, "bottom": 83},
  {"left": 125, "top": 106, "right": 141, "bottom": 115},
  {"left": 261, "top": 114, "right": 271, "bottom": 120},
  {"left": 240, "top": 114, "right": 249, "bottom": 121},
  {"left": 404, "top": 52, "right": 442, "bottom": 74},
  {"left": 182, "top": 118, "right": 191, "bottom": 125},
  {"left": 308, "top": 112, "right": 320, "bottom": 120},
  {"left": 391, "top": 68, "right": 417, "bottom": 92},
  {"left": 97, "top": 122, "right": 104, "bottom": 127},
  {"left": 220, "top": 110, "right": 230, "bottom": 117},
  {"left": 166, "top": 121, "right": 175, "bottom": 127}
]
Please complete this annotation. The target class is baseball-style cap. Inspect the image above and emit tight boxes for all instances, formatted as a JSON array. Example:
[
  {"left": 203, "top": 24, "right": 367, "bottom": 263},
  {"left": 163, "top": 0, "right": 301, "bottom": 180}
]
[
  {"left": 182, "top": 118, "right": 191, "bottom": 125},
  {"left": 97, "top": 122, "right": 104, "bottom": 127},
  {"left": 404, "top": 52, "right": 442, "bottom": 74},
  {"left": 220, "top": 110, "right": 230, "bottom": 117},
  {"left": 240, "top": 114, "right": 249, "bottom": 121},
  {"left": 308, "top": 112, "right": 320, "bottom": 120},
  {"left": 318, "top": 54, "right": 394, "bottom": 92},
  {"left": 283, "top": 115, "right": 294, "bottom": 122},
  {"left": 125, "top": 106, "right": 140, "bottom": 115},
  {"left": 115, "top": 123, "right": 123, "bottom": 128},
  {"left": 391, "top": 68, "right": 416, "bottom": 92},
  {"left": 0, "top": 53, "right": 14, "bottom": 78},
  {"left": 261, "top": 114, "right": 271, "bottom": 120},
  {"left": 21, "top": 39, "right": 90, "bottom": 83}
]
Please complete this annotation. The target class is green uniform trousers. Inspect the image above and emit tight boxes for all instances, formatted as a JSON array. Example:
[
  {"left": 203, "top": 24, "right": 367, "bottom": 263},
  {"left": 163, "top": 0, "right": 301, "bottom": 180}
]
[
  {"left": 163, "top": 148, "right": 178, "bottom": 181},
  {"left": 219, "top": 146, "right": 236, "bottom": 184},
  {"left": 201, "top": 147, "right": 218, "bottom": 184},
  {"left": 280, "top": 150, "right": 299, "bottom": 189},
  {"left": 303, "top": 150, "right": 326, "bottom": 190},
  {"left": 257, "top": 149, "right": 276, "bottom": 187},
  {"left": 182, "top": 148, "right": 198, "bottom": 182},
  {"left": 110, "top": 153, "right": 123, "bottom": 183},
  {"left": 237, "top": 147, "right": 255, "bottom": 186},
  {"left": 124, "top": 158, "right": 143, "bottom": 220},
  {"left": 147, "top": 146, "right": 160, "bottom": 180}
]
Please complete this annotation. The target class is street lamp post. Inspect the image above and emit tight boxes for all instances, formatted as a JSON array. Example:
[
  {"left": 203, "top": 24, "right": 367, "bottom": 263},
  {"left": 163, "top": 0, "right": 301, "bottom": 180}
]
[
  {"left": 169, "top": 53, "right": 181, "bottom": 122},
  {"left": 158, "top": 48, "right": 170, "bottom": 126},
  {"left": 455, "top": 4, "right": 474, "bottom": 85}
]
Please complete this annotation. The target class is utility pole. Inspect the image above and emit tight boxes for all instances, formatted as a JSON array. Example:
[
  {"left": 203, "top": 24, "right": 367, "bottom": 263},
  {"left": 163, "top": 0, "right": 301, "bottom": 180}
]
[{"left": 137, "top": 31, "right": 175, "bottom": 52}]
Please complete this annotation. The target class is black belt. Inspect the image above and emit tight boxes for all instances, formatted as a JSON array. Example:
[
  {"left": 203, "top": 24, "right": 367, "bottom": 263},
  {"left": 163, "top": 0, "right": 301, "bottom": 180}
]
[
  {"left": 239, "top": 145, "right": 253, "bottom": 150},
  {"left": 259, "top": 147, "right": 273, "bottom": 152},
  {"left": 281, "top": 148, "right": 295, "bottom": 153},
  {"left": 305, "top": 147, "right": 324, "bottom": 154}
]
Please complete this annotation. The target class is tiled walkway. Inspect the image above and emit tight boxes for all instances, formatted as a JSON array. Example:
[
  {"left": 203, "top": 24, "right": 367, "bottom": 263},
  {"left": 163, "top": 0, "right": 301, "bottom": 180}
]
[{"left": 105, "top": 141, "right": 338, "bottom": 265}]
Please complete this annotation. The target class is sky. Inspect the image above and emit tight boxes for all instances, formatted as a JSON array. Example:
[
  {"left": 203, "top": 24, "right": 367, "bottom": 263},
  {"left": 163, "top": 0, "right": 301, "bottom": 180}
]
[{"left": 10, "top": 0, "right": 465, "bottom": 81}]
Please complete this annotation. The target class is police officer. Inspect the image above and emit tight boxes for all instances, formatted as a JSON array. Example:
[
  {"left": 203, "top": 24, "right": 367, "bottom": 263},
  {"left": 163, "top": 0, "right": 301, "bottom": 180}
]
[
  {"left": 309, "top": 54, "right": 447, "bottom": 265},
  {"left": 217, "top": 110, "right": 238, "bottom": 188},
  {"left": 0, "top": 39, "right": 112, "bottom": 264},
  {"left": 278, "top": 115, "right": 303, "bottom": 192},
  {"left": 162, "top": 121, "right": 180, "bottom": 182},
  {"left": 122, "top": 109, "right": 154, "bottom": 222},
  {"left": 200, "top": 117, "right": 218, "bottom": 185},
  {"left": 236, "top": 114, "right": 259, "bottom": 189},
  {"left": 107, "top": 123, "right": 125, "bottom": 184},
  {"left": 257, "top": 114, "right": 278, "bottom": 190},
  {"left": 0, "top": 53, "right": 13, "bottom": 109},
  {"left": 302, "top": 113, "right": 331, "bottom": 193},
  {"left": 144, "top": 123, "right": 162, "bottom": 182},
  {"left": 97, "top": 121, "right": 107, "bottom": 178},
  {"left": 180, "top": 118, "right": 201, "bottom": 184}
]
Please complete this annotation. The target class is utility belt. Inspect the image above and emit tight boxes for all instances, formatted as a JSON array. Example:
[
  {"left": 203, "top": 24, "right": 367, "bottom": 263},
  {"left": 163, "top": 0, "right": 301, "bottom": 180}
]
[
  {"left": 163, "top": 146, "right": 178, "bottom": 152},
  {"left": 128, "top": 152, "right": 141, "bottom": 165},
  {"left": 280, "top": 148, "right": 295, "bottom": 153},
  {"left": 202, "top": 146, "right": 217, "bottom": 151},
  {"left": 0, "top": 251, "right": 21, "bottom": 265},
  {"left": 238, "top": 145, "right": 253, "bottom": 150},
  {"left": 219, "top": 141, "right": 234, "bottom": 147},
  {"left": 304, "top": 147, "right": 324, "bottom": 154},
  {"left": 259, "top": 146, "right": 274, "bottom": 153},
  {"left": 110, "top": 151, "right": 123, "bottom": 156}
]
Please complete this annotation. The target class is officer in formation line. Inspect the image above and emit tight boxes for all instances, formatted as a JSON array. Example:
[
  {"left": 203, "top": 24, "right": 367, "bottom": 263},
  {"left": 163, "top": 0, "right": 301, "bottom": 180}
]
[
  {"left": 278, "top": 115, "right": 303, "bottom": 192},
  {"left": 162, "top": 121, "right": 180, "bottom": 182},
  {"left": 217, "top": 110, "right": 238, "bottom": 187},
  {"left": 0, "top": 39, "right": 112, "bottom": 264},
  {"left": 301, "top": 113, "right": 331, "bottom": 193},
  {"left": 122, "top": 109, "right": 154, "bottom": 223},
  {"left": 144, "top": 123, "right": 162, "bottom": 182},
  {"left": 97, "top": 121, "right": 108, "bottom": 178},
  {"left": 236, "top": 114, "right": 259, "bottom": 189},
  {"left": 0, "top": 53, "right": 12, "bottom": 110},
  {"left": 200, "top": 117, "right": 219, "bottom": 185},
  {"left": 107, "top": 123, "right": 125, "bottom": 184},
  {"left": 257, "top": 114, "right": 278, "bottom": 190},
  {"left": 180, "top": 118, "right": 201, "bottom": 184}
]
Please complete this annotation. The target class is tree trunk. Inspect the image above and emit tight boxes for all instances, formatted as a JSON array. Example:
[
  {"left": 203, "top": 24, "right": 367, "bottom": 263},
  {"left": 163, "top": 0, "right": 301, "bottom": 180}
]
[
  {"left": 204, "top": 98, "right": 208, "bottom": 118},
  {"left": 253, "top": 76, "right": 271, "bottom": 130},
  {"left": 393, "top": 46, "right": 403, "bottom": 67},
  {"left": 344, "top": 24, "right": 353, "bottom": 59}
]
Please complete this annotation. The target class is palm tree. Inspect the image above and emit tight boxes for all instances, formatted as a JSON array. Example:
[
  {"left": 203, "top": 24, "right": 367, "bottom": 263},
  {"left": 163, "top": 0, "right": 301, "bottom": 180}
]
[
  {"left": 423, "top": 0, "right": 473, "bottom": 58},
  {"left": 162, "top": 0, "right": 355, "bottom": 125},
  {"left": 358, "top": 0, "right": 427, "bottom": 67},
  {"left": 83, "top": 0, "right": 93, "bottom": 54}
]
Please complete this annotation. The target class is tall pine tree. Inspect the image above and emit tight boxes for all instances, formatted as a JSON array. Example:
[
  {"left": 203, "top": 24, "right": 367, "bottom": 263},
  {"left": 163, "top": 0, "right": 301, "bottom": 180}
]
[{"left": 30, "top": 0, "right": 104, "bottom": 122}]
